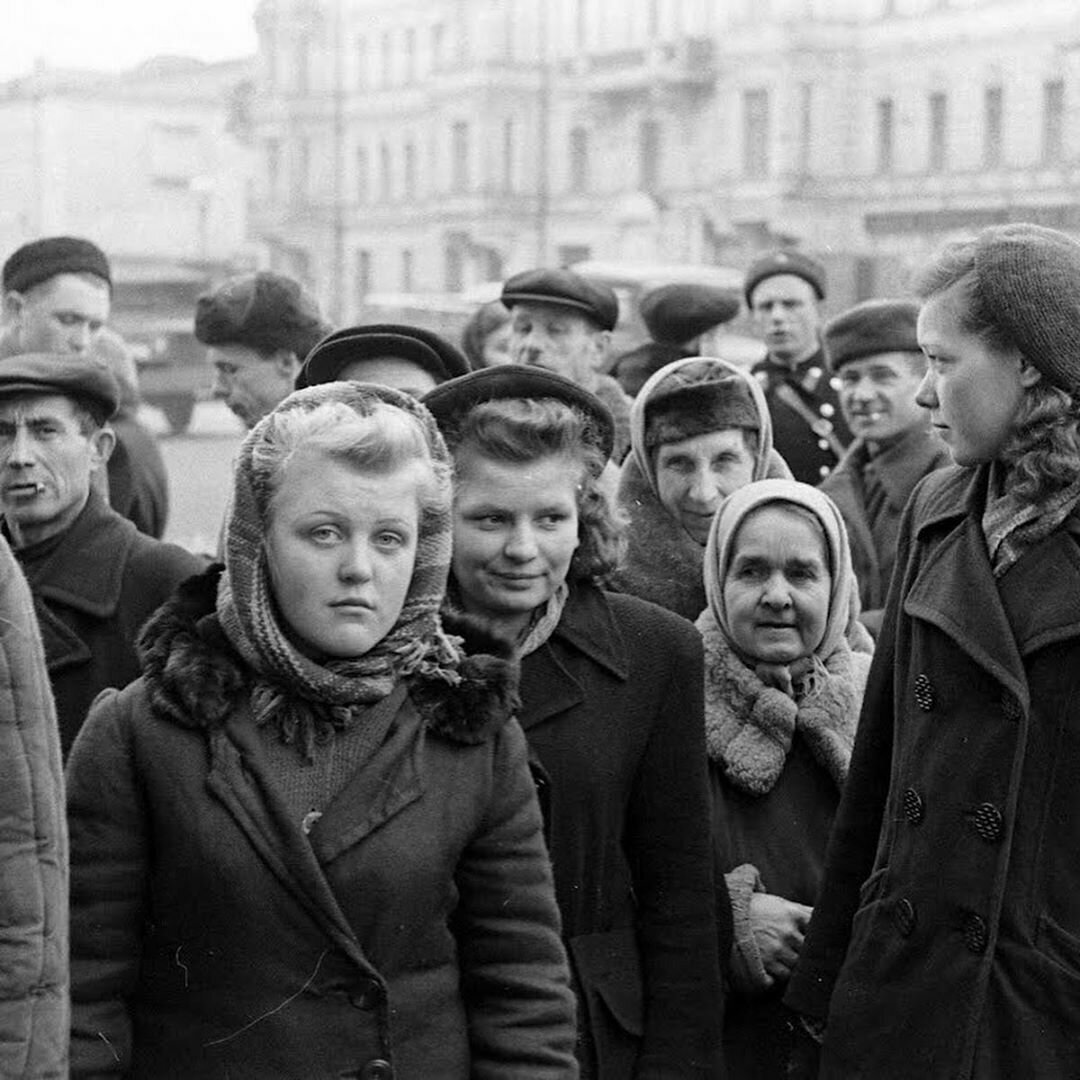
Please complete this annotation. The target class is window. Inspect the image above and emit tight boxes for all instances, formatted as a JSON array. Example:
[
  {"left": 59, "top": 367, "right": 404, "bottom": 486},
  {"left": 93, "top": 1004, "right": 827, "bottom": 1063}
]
[
  {"left": 266, "top": 139, "right": 281, "bottom": 201},
  {"left": 1043, "top": 79, "right": 1065, "bottom": 164},
  {"left": 356, "top": 37, "right": 368, "bottom": 90},
  {"left": 569, "top": 126, "right": 589, "bottom": 192},
  {"left": 404, "top": 28, "right": 417, "bottom": 83},
  {"left": 291, "top": 137, "right": 310, "bottom": 200},
  {"left": 401, "top": 249, "right": 414, "bottom": 292},
  {"left": 502, "top": 119, "right": 515, "bottom": 192},
  {"left": 432, "top": 23, "right": 446, "bottom": 71},
  {"left": 798, "top": 82, "right": 813, "bottom": 174},
  {"left": 928, "top": 91, "right": 947, "bottom": 172},
  {"left": 444, "top": 238, "right": 464, "bottom": 291},
  {"left": 984, "top": 85, "right": 1003, "bottom": 168},
  {"left": 356, "top": 145, "right": 369, "bottom": 204},
  {"left": 743, "top": 89, "right": 770, "bottom": 178},
  {"left": 356, "top": 249, "right": 373, "bottom": 297},
  {"left": 575, "top": 0, "right": 587, "bottom": 52},
  {"left": 294, "top": 36, "right": 310, "bottom": 94},
  {"left": 639, "top": 119, "right": 661, "bottom": 191},
  {"left": 403, "top": 142, "right": 417, "bottom": 200},
  {"left": 876, "top": 97, "right": 894, "bottom": 174},
  {"left": 380, "top": 142, "right": 392, "bottom": 201},
  {"left": 381, "top": 31, "right": 393, "bottom": 86},
  {"left": 451, "top": 121, "right": 470, "bottom": 192}
]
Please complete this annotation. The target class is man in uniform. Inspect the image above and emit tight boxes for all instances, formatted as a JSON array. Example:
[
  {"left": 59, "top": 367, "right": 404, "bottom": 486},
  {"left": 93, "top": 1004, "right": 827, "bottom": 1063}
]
[
  {"left": 745, "top": 250, "right": 851, "bottom": 483},
  {"left": 196, "top": 270, "right": 330, "bottom": 429},
  {"left": 501, "top": 267, "right": 631, "bottom": 461},
  {"left": 0, "top": 353, "right": 204, "bottom": 753}
]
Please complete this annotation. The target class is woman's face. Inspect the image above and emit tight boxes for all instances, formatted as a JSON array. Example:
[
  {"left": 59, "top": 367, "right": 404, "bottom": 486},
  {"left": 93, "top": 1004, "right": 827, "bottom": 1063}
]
[
  {"left": 452, "top": 451, "right": 580, "bottom": 633},
  {"left": 915, "top": 284, "right": 1038, "bottom": 466},
  {"left": 481, "top": 321, "right": 513, "bottom": 366},
  {"left": 265, "top": 448, "right": 422, "bottom": 659},
  {"left": 723, "top": 505, "right": 831, "bottom": 665}
]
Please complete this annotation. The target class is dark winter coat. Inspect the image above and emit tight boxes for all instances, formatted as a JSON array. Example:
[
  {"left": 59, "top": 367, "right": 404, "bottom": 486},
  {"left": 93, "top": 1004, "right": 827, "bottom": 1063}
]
[
  {"left": 107, "top": 411, "right": 170, "bottom": 539},
  {"left": 67, "top": 567, "right": 578, "bottom": 1079},
  {"left": 786, "top": 463, "right": 1080, "bottom": 1078},
  {"left": 518, "top": 583, "right": 722, "bottom": 1078},
  {"left": 0, "top": 535, "right": 68, "bottom": 1078},
  {"left": 11, "top": 489, "right": 205, "bottom": 754}
]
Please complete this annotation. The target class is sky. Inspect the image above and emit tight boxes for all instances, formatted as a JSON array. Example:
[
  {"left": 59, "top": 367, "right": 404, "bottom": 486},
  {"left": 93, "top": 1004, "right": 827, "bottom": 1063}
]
[{"left": 0, "top": 0, "right": 260, "bottom": 80}]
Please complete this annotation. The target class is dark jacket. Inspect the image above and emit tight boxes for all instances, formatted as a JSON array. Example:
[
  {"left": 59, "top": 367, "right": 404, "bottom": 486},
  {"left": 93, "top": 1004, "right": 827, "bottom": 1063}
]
[
  {"left": 0, "top": 535, "right": 68, "bottom": 1078},
  {"left": 67, "top": 567, "right": 578, "bottom": 1079},
  {"left": 819, "top": 426, "right": 951, "bottom": 632},
  {"left": 519, "top": 583, "right": 722, "bottom": 1078},
  {"left": 12, "top": 489, "right": 205, "bottom": 754},
  {"left": 752, "top": 347, "right": 850, "bottom": 485},
  {"left": 786, "top": 464, "right": 1080, "bottom": 1078},
  {"left": 107, "top": 411, "right": 170, "bottom": 539}
]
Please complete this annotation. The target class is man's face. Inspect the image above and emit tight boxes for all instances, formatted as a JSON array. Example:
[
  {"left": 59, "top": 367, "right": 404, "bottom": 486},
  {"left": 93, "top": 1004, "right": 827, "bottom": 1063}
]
[
  {"left": 509, "top": 301, "right": 609, "bottom": 389},
  {"left": 750, "top": 274, "right": 821, "bottom": 367},
  {"left": 5, "top": 273, "right": 110, "bottom": 355},
  {"left": 0, "top": 394, "right": 112, "bottom": 548},
  {"left": 655, "top": 428, "right": 757, "bottom": 545},
  {"left": 337, "top": 356, "right": 438, "bottom": 398},
  {"left": 208, "top": 344, "right": 299, "bottom": 429},
  {"left": 837, "top": 351, "right": 927, "bottom": 448}
]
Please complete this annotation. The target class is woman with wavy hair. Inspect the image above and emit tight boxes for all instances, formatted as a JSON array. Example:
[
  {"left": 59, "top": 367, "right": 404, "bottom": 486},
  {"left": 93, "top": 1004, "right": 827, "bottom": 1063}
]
[
  {"left": 425, "top": 366, "right": 722, "bottom": 1079},
  {"left": 785, "top": 223, "right": 1080, "bottom": 1079}
]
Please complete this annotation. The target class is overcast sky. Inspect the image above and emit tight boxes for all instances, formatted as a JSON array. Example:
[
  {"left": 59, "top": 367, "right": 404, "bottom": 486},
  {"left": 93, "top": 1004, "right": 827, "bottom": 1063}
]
[{"left": 0, "top": 0, "right": 259, "bottom": 79}]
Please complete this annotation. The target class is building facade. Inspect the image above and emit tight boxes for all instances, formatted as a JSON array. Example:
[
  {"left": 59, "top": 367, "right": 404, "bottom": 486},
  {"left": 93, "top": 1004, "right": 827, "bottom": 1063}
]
[{"left": 249, "top": 0, "right": 1080, "bottom": 320}]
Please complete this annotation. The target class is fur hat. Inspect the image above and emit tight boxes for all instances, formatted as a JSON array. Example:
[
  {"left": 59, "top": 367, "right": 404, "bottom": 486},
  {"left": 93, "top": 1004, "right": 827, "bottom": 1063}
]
[
  {"left": 743, "top": 249, "right": 827, "bottom": 308},
  {"left": 640, "top": 283, "right": 740, "bottom": 345},
  {"left": 823, "top": 299, "right": 921, "bottom": 373},
  {"left": 3, "top": 236, "right": 111, "bottom": 294},
  {"left": 642, "top": 360, "right": 761, "bottom": 450},
  {"left": 501, "top": 268, "right": 619, "bottom": 331}
]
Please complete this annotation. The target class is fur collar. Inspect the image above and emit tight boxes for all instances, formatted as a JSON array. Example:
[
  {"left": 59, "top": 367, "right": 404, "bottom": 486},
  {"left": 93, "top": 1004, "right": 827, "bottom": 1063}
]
[
  {"left": 136, "top": 564, "right": 519, "bottom": 744},
  {"left": 697, "top": 607, "right": 870, "bottom": 795}
]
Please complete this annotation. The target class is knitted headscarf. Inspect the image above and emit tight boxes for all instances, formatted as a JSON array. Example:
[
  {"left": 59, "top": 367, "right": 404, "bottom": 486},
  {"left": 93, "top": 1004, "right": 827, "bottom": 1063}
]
[
  {"left": 698, "top": 479, "right": 871, "bottom": 795},
  {"left": 217, "top": 381, "right": 463, "bottom": 755}
]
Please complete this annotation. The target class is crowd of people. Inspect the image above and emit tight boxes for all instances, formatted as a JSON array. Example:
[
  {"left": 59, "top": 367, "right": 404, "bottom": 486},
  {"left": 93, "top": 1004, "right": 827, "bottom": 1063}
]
[{"left": 0, "top": 220, "right": 1078, "bottom": 1078}]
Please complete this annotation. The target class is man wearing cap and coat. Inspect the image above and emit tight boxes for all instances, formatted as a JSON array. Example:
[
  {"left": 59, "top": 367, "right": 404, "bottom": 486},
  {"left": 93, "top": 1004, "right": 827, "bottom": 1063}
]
[
  {"left": 818, "top": 300, "right": 950, "bottom": 636},
  {"left": 0, "top": 354, "right": 204, "bottom": 754},
  {"left": 0, "top": 235, "right": 171, "bottom": 538},
  {"left": 746, "top": 250, "right": 851, "bottom": 484}
]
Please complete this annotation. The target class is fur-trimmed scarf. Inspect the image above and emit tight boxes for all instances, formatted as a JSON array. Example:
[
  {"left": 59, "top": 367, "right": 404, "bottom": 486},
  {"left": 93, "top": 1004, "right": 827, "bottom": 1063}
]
[{"left": 697, "top": 606, "right": 870, "bottom": 795}]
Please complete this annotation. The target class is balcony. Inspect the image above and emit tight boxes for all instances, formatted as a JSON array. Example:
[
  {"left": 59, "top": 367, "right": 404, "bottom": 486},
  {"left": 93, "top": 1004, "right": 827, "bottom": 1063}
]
[{"left": 571, "top": 37, "right": 716, "bottom": 101}]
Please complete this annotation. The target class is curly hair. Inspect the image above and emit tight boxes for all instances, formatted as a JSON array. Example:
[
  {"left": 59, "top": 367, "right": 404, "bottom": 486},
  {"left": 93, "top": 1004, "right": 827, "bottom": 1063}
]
[
  {"left": 443, "top": 397, "right": 627, "bottom": 584},
  {"left": 914, "top": 238, "right": 1080, "bottom": 503}
]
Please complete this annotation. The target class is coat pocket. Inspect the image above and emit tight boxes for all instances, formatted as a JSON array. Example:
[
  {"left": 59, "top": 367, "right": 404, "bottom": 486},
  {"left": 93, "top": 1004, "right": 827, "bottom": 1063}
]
[{"left": 569, "top": 928, "right": 644, "bottom": 1077}]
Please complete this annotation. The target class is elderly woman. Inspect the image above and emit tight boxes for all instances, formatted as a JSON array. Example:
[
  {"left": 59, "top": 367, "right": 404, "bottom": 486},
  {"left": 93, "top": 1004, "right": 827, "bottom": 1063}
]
[
  {"left": 700, "top": 479, "right": 872, "bottom": 1079},
  {"left": 424, "top": 366, "right": 722, "bottom": 1079},
  {"left": 66, "top": 382, "right": 577, "bottom": 1078},
  {"left": 613, "top": 356, "right": 791, "bottom": 620},
  {"left": 786, "top": 223, "right": 1080, "bottom": 1078}
]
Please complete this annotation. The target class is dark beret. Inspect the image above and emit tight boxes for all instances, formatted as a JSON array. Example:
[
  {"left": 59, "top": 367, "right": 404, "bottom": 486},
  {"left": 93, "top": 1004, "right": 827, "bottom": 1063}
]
[
  {"left": 296, "top": 324, "right": 471, "bottom": 389},
  {"left": 501, "top": 268, "right": 619, "bottom": 332},
  {"left": 422, "top": 364, "right": 616, "bottom": 464},
  {"left": 194, "top": 272, "right": 329, "bottom": 359},
  {"left": 0, "top": 352, "right": 120, "bottom": 420},
  {"left": 605, "top": 342, "right": 691, "bottom": 397},
  {"left": 3, "top": 236, "right": 111, "bottom": 294},
  {"left": 744, "top": 249, "right": 827, "bottom": 307},
  {"left": 823, "top": 299, "right": 921, "bottom": 373},
  {"left": 640, "top": 283, "right": 740, "bottom": 345}
]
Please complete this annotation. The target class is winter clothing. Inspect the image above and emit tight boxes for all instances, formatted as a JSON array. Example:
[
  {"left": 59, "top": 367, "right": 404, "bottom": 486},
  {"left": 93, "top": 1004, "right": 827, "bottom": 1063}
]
[
  {"left": 743, "top": 250, "right": 826, "bottom": 308},
  {"left": 517, "top": 582, "right": 722, "bottom": 1078},
  {"left": 640, "top": 284, "right": 740, "bottom": 345},
  {"left": 613, "top": 356, "right": 791, "bottom": 620},
  {"left": 0, "top": 534, "right": 68, "bottom": 1079},
  {"left": 785, "top": 462, "right": 1080, "bottom": 1078},
  {"left": 822, "top": 300, "right": 921, "bottom": 373},
  {"left": 605, "top": 342, "right": 690, "bottom": 398},
  {"left": 67, "top": 569, "right": 576, "bottom": 1079},
  {"left": 0, "top": 350, "right": 120, "bottom": 419},
  {"left": 701, "top": 479, "right": 872, "bottom": 1080},
  {"left": 819, "top": 426, "right": 951, "bottom": 633},
  {"left": 11, "top": 488, "right": 204, "bottom": 755},
  {"left": 2, "top": 235, "right": 110, "bottom": 293},
  {"left": 593, "top": 374, "right": 631, "bottom": 463},
  {"left": 106, "top": 411, "right": 170, "bottom": 538},
  {"left": 502, "top": 268, "right": 619, "bottom": 332}
]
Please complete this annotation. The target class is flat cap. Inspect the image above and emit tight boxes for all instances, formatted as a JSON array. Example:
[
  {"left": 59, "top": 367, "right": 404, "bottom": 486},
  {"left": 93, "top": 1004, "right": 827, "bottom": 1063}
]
[
  {"left": 744, "top": 249, "right": 827, "bottom": 307},
  {"left": 194, "top": 271, "right": 329, "bottom": 359},
  {"left": 640, "top": 283, "right": 740, "bottom": 345},
  {"left": 501, "top": 268, "right": 619, "bottom": 332},
  {"left": 296, "top": 324, "right": 471, "bottom": 389},
  {"left": 422, "top": 364, "right": 616, "bottom": 463},
  {"left": 823, "top": 299, "right": 921, "bottom": 373},
  {"left": 3, "top": 236, "right": 111, "bottom": 294},
  {"left": 0, "top": 352, "right": 120, "bottom": 420}
]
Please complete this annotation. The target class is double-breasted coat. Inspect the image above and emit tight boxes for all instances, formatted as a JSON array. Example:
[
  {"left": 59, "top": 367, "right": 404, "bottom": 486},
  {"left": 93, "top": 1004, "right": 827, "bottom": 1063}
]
[
  {"left": 67, "top": 569, "right": 578, "bottom": 1079},
  {"left": 786, "top": 464, "right": 1080, "bottom": 1078},
  {"left": 517, "top": 583, "right": 722, "bottom": 1078}
]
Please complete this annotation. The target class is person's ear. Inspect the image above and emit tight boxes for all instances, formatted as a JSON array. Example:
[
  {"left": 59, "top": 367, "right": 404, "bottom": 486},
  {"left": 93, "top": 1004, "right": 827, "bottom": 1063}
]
[
  {"left": 1018, "top": 355, "right": 1042, "bottom": 388},
  {"left": 593, "top": 329, "right": 612, "bottom": 367},
  {"left": 274, "top": 349, "right": 301, "bottom": 381},
  {"left": 88, "top": 425, "right": 116, "bottom": 469},
  {"left": 3, "top": 290, "right": 25, "bottom": 324}
]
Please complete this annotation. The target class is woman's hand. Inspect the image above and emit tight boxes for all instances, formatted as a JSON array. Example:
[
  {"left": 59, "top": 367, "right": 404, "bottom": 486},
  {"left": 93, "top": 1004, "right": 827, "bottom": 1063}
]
[
  {"left": 755, "top": 657, "right": 816, "bottom": 699},
  {"left": 749, "top": 892, "right": 813, "bottom": 983}
]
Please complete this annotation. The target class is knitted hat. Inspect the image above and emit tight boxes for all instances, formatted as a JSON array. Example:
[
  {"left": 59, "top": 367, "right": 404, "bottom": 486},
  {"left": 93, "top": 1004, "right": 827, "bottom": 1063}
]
[
  {"left": 744, "top": 249, "right": 827, "bottom": 308},
  {"left": 3, "top": 236, "right": 111, "bottom": 294},
  {"left": 972, "top": 223, "right": 1080, "bottom": 392},
  {"left": 640, "top": 283, "right": 740, "bottom": 345},
  {"left": 297, "top": 324, "right": 471, "bottom": 389},
  {"left": 0, "top": 352, "right": 120, "bottom": 421},
  {"left": 501, "top": 268, "right": 619, "bottom": 331},
  {"left": 823, "top": 299, "right": 921, "bottom": 373},
  {"left": 195, "top": 272, "right": 330, "bottom": 359}
]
